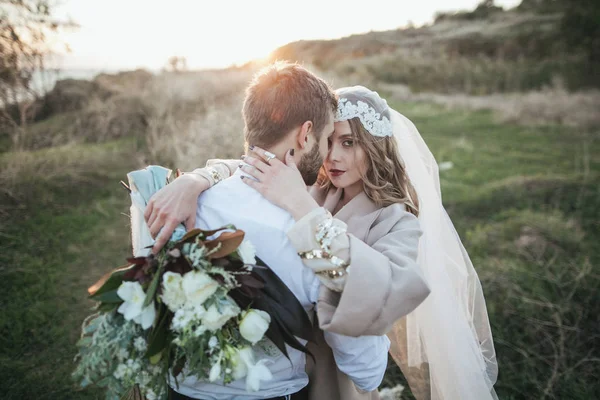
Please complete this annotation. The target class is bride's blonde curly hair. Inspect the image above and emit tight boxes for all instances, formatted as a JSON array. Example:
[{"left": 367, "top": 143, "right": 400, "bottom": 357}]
[{"left": 318, "top": 116, "right": 419, "bottom": 216}]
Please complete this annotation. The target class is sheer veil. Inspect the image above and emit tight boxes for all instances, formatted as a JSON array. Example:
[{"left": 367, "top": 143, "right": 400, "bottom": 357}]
[
  {"left": 335, "top": 86, "right": 498, "bottom": 399},
  {"left": 388, "top": 110, "right": 498, "bottom": 400}
]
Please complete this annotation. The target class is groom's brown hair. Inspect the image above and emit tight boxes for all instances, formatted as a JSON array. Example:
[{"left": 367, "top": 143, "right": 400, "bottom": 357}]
[{"left": 242, "top": 62, "right": 337, "bottom": 149}]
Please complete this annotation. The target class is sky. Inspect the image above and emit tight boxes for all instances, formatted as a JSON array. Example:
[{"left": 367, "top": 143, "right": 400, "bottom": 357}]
[{"left": 53, "top": 0, "right": 522, "bottom": 71}]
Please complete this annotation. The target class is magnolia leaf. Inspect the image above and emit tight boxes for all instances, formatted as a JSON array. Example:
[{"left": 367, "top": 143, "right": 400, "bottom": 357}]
[
  {"left": 200, "top": 224, "right": 237, "bottom": 237},
  {"left": 205, "top": 230, "right": 245, "bottom": 259},
  {"left": 179, "top": 228, "right": 205, "bottom": 243},
  {"left": 96, "top": 302, "right": 119, "bottom": 312},
  {"left": 90, "top": 289, "right": 122, "bottom": 303},
  {"left": 143, "top": 263, "right": 164, "bottom": 308},
  {"left": 145, "top": 304, "right": 171, "bottom": 358},
  {"left": 88, "top": 264, "right": 135, "bottom": 296},
  {"left": 253, "top": 258, "right": 314, "bottom": 341}
]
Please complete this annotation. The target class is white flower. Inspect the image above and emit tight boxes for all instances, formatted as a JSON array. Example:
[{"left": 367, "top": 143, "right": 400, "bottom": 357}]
[
  {"left": 230, "top": 349, "right": 248, "bottom": 380},
  {"left": 150, "top": 365, "right": 162, "bottom": 376},
  {"left": 145, "top": 388, "right": 157, "bottom": 400},
  {"left": 192, "top": 305, "right": 207, "bottom": 320},
  {"left": 202, "top": 299, "right": 240, "bottom": 331},
  {"left": 246, "top": 361, "right": 272, "bottom": 392},
  {"left": 137, "top": 370, "right": 151, "bottom": 388},
  {"left": 237, "top": 240, "right": 257, "bottom": 265},
  {"left": 126, "top": 358, "right": 141, "bottom": 372},
  {"left": 133, "top": 337, "right": 147, "bottom": 352},
  {"left": 117, "top": 348, "right": 130, "bottom": 361},
  {"left": 113, "top": 363, "right": 129, "bottom": 380},
  {"left": 239, "top": 309, "right": 271, "bottom": 345},
  {"left": 194, "top": 325, "right": 207, "bottom": 337},
  {"left": 161, "top": 272, "right": 186, "bottom": 312},
  {"left": 237, "top": 347, "right": 273, "bottom": 392},
  {"left": 208, "top": 336, "right": 219, "bottom": 349},
  {"left": 209, "top": 361, "right": 222, "bottom": 382},
  {"left": 171, "top": 307, "right": 194, "bottom": 332},
  {"left": 182, "top": 270, "right": 219, "bottom": 307},
  {"left": 117, "top": 281, "right": 156, "bottom": 329}
]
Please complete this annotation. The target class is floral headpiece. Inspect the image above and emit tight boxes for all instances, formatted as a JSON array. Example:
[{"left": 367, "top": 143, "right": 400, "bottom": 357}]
[{"left": 334, "top": 86, "right": 393, "bottom": 138}]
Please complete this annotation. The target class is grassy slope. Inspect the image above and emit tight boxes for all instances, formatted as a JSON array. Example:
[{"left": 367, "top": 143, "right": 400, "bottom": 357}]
[
  {"left": 1, "top": 103, "right": 598, "bottom": 399},
  {"left": 381, "top": 102, "right": 600, "bottom": 399},
  {"left": 0, "top": 139, "right": 143, "bottom": 399}
]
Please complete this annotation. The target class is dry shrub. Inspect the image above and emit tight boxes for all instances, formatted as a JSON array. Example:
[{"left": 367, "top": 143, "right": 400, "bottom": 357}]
[
  {"left": 143, "top": 68, "right": 256, "bottom": 169},
  {"left": 142, "top": 65, "right": 350, "bottom": 170},
  {"left": 378, "top": 82, "right": 600, "bottom": 130}
]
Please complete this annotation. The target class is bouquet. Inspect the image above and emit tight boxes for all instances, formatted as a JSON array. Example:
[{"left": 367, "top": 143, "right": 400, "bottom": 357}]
[{"left": 73, "top": 166, "right": 314, "bottom": 400}]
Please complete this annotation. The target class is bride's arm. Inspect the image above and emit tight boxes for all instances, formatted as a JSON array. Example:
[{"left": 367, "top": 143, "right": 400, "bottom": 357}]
[
  {"left": 146, "top": 158, "right": 240, "bottom": 253},
  {"left": 287, "top": 206, "right": 430, "bottom": 337},
  {"left": 184, "top": 159, "right": 240, "bottom": 185}
]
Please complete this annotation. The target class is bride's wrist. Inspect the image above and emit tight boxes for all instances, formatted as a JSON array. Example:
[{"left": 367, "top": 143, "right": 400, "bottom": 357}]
[
  {"left": 288, "top": 194, "right": 320, "bottom": 221},
  {"left": 180, "top": 172, "right": 211, "bottom": 193}
]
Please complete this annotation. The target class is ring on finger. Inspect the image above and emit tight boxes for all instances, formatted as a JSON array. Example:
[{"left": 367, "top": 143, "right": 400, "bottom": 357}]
[{"left": 264, "top": 151, "right": 276, "bottom": 163}]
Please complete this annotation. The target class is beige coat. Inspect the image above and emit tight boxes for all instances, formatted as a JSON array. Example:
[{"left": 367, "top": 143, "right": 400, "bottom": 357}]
[
  {"left": 195, "top": 162, "right": 431, "bottom": 400},
  {"left": 287, "top": 186, "right": 431, "bottom": 400}
]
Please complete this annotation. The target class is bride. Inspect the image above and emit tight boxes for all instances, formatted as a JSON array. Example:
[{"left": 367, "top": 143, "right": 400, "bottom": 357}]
[{"left": 145, "top": 84, "right": 498, "bottom": 399}]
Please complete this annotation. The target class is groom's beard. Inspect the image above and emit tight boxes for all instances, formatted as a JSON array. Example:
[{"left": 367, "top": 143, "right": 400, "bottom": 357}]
[{"left": 297, "top": 142, "right": 323, "bottom": 186}]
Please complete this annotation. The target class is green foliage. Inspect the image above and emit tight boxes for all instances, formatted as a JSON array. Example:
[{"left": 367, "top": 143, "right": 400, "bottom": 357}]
[
  {"left": 560, "top": 0, "right": 600, "bottom": 72},
  {"left": 380, "top": 102, "right": 600, "bottom": 399},
  {"left": 1, "top": 100, "right": 599, "bottom": 399}
]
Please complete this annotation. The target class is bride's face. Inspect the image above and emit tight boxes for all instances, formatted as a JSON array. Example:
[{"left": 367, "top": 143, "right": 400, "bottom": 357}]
[{"left": 324, "top": 120, "right": 367, "bottom": 192}]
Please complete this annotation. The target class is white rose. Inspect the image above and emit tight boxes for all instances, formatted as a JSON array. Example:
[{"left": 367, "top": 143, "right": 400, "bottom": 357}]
[
  {"left": 161, "top": 272, "right": 186, "bottom": 312},
  {"left": 237, "top": 240, "right": 256, "bottom": 265},
  {"left": 239, "top": 309, "right": 271, "bottom": 345},
  {"left": 182, "top": 270, "right": 219, "bottom": 307},
  {"left": 117, "top": 281, "right": 156, "bottom": 329},
  {"left": 202, "top": 299, "right": 240, "bottom": 331}
]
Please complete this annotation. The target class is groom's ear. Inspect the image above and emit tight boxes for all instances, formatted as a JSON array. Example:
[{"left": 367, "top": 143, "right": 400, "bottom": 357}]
[{"left": 297, "top": 120, "right": 313, "bottom": 150}]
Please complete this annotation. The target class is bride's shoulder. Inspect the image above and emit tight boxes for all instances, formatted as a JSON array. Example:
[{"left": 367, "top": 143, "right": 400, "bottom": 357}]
[{"left": 377, "top": 202, "right": 418, "bottom": 226}]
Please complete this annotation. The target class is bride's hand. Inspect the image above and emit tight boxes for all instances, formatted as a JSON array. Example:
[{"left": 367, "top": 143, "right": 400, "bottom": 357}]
[
  {"left": 241, "top": 146, "right": 320, "bottom": 221},
  {"left": 145, "top": 174, "right": 209, "bottom": 253}
]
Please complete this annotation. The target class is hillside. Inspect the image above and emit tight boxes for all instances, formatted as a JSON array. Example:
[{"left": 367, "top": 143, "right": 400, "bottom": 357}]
[{"left": 267, "top": 9, "right": 593, "bottom": 93}]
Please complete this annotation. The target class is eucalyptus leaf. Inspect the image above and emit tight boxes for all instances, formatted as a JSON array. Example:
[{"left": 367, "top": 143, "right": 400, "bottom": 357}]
[{"left": 76, "top": 337, "right": 93, "bottom": 347}]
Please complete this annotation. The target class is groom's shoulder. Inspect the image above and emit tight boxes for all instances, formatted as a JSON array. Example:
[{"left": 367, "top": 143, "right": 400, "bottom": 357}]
[{"left": 198, "top": 176, "right": 293, "bottom": 225}]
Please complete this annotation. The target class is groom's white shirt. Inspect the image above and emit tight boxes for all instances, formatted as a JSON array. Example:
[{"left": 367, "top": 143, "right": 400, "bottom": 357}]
[{"left": 169, "top": 169, "right": 390, "bottom": 399}]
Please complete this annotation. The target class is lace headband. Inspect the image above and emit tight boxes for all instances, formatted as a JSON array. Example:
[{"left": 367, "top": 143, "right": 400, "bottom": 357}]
[{"left": 335, "top": 97, "right": 393, "bottom": 138}]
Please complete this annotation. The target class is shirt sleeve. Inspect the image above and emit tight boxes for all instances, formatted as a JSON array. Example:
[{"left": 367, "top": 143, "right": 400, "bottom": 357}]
[
  {"left": 323, "top": 330, "right": 391, "bottom": 392},
  {"left": 287, "top": 208, "right": 351, "bottom": 292}
]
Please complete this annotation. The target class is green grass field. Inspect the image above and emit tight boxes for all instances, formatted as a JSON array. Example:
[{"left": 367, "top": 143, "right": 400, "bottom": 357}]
[{"left": 1, "top": 102, "right": 598, "bottom": 399}]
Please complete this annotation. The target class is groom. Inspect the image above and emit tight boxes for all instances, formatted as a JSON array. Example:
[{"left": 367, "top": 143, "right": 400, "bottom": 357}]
[{"left": 158, "top": 63, "right": 390, "bottom": 400}]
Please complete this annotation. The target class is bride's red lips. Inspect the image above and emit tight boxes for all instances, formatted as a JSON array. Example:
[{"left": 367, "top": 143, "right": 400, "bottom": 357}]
[{"left": 329, "top": 169, "right": 345, "bottom": 177}]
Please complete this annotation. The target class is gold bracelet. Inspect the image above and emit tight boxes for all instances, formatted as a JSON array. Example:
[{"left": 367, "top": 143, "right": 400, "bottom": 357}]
[
  {"left": 206, "top": 167, "right": 223, "bottom": 184},
  {"left": 298, "top": 249, "right": 349, "bottom": 270}
]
